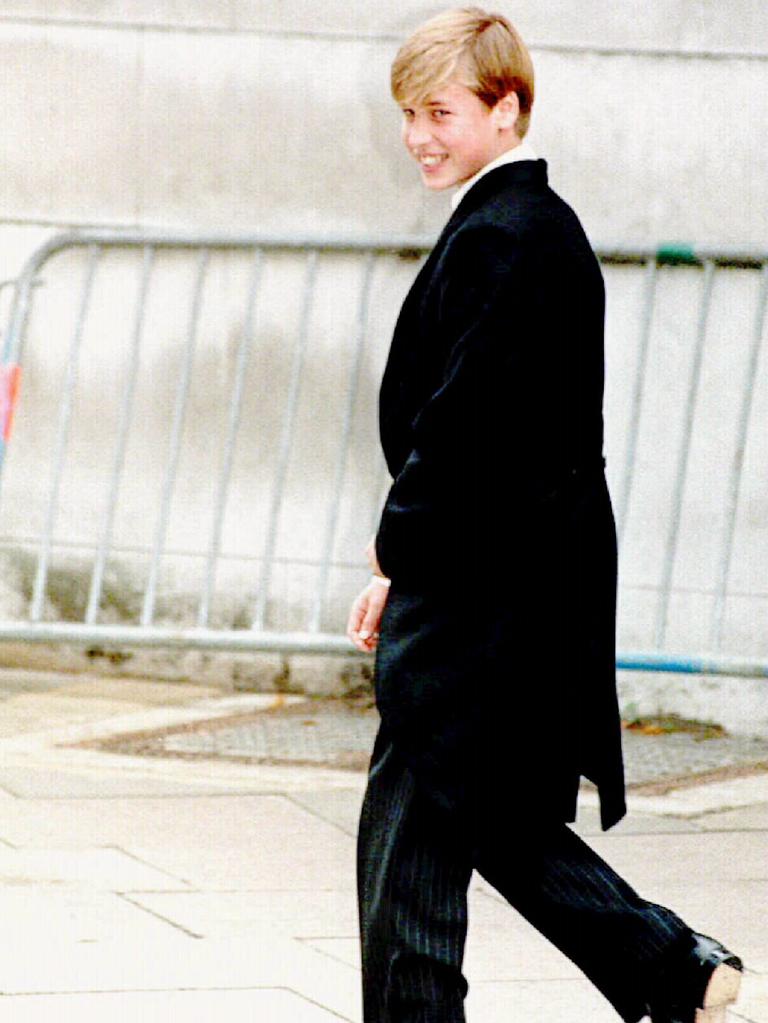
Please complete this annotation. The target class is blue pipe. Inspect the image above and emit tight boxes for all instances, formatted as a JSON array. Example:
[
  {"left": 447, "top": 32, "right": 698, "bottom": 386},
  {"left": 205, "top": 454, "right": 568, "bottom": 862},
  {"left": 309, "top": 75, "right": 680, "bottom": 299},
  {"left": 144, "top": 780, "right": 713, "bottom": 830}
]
[{"left": 617, "top": 650, "right": 768, "bottom": 678}]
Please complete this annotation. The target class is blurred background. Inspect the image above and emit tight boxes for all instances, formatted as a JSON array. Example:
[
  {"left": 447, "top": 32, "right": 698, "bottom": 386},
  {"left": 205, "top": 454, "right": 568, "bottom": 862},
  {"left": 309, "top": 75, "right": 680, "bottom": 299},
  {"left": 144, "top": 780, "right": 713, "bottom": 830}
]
[{"left": 0, "top": 2, "right": 766, "bottom": 732}]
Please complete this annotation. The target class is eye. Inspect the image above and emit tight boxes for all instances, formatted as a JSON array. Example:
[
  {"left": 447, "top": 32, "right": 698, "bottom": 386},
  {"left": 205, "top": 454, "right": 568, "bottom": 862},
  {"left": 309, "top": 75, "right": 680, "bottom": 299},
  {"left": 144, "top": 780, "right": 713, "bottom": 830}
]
[
  {"left": 432, "top": 109, "right": 451, "bottom": 119},
  {"left": 401, "top": 108, "right": 415, "bottom": 121}
]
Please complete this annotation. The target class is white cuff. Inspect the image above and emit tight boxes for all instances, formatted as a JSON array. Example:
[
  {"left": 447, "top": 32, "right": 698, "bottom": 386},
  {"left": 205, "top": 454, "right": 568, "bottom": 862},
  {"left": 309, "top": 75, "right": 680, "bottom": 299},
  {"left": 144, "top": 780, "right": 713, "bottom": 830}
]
[{"left": 371, "top": 574, "right": 391, "bottom": 587}]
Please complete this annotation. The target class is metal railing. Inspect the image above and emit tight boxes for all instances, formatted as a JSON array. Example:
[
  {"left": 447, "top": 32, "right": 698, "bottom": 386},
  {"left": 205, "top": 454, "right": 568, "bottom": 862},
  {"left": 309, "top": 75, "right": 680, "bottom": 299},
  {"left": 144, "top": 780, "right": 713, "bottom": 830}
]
[{"left": 0, "top": 231, "right": 766, "bottom": 677}]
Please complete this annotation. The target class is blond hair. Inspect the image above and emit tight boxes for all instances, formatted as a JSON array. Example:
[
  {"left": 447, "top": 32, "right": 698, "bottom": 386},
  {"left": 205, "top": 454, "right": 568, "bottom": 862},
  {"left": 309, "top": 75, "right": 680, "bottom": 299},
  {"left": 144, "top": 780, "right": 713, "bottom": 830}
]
[{"left": 391, "top": 7, "right": 534, "bottom": 137}]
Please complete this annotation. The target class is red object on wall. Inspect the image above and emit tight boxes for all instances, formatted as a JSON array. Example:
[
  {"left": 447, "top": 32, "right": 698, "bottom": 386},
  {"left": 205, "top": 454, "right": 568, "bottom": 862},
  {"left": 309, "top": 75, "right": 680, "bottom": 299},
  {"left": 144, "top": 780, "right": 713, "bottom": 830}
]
[{"left": 0, "top": 364, "right": 22, "bottom": 443}]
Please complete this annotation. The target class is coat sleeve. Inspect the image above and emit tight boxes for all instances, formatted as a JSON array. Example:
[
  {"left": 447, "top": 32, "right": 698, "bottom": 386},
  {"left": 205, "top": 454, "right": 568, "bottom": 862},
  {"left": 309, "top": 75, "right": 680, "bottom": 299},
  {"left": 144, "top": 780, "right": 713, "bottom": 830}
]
[{"left": 375, "top": 224, "right": 538, "bottom": 588}]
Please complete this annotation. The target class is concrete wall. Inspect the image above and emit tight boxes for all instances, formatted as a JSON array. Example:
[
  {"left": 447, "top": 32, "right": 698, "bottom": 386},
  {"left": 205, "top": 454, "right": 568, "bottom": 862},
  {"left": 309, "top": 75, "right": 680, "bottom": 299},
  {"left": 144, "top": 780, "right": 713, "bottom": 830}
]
[
  {"left": 1, "top": 2, "right": 766, "bottom": 247},
  {"left": 0, "top": 2, "right": 766, "bottom": 723}
]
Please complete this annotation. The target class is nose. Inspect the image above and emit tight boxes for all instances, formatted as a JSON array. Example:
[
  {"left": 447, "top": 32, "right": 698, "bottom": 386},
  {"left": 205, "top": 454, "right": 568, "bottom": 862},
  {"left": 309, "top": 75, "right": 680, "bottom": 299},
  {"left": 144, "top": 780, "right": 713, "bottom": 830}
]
[{"left": 403, "top": 116, "right": 432, "bottom": 151}]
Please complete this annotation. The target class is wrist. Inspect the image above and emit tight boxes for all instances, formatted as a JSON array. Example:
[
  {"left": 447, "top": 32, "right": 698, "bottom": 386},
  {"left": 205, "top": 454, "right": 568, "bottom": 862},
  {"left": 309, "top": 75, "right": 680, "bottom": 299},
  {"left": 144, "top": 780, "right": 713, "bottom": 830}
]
[{"left": 370, "top": 574, "right": 391, "bottom": 587}]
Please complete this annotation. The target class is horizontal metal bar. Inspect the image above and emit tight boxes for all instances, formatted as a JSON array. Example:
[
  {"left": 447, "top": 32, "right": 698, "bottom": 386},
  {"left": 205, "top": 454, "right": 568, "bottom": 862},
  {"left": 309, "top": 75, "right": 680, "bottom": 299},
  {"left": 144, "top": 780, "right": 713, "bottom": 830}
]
[
  {"left": 0, "top": 619, "right": 764, "bottom": 678},
  {"left": 8, "top": 229, "right": 435, "bottom": 268},
  {"left": 599, "top": 246, "right": 767, "bottom": 268},
  {"left": 0, "top": 621, "right": 363, "bottom": 656},
  {"left": 10, "top": 229, "right": 768, "bottom": 266}
]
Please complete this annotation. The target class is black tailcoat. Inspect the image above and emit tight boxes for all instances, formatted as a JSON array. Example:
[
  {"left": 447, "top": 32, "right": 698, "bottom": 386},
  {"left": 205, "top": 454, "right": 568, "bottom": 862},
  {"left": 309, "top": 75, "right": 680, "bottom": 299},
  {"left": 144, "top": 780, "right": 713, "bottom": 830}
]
[{"left": 373, "top": 160, "right": 626, "bottom": 831}]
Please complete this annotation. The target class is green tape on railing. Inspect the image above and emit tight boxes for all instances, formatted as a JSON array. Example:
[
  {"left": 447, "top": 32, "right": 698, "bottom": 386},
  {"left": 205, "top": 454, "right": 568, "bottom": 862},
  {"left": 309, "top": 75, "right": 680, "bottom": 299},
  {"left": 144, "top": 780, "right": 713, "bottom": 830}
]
[{"left": 656, "top": 244, "right": 699, "bottom": 265}]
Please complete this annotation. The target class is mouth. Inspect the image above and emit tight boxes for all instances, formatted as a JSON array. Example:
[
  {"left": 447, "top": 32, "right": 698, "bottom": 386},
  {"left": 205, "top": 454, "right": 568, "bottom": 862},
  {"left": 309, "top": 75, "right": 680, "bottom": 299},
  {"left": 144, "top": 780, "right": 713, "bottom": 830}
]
[{"left": 417, "top": 154, "right": 448, "bottom": 170}]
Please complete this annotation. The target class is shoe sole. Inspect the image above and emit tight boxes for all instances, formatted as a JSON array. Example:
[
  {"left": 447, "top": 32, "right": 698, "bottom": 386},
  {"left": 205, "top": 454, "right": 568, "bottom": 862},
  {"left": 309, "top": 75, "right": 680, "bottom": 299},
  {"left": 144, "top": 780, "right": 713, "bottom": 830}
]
[{"left": 695, "top": 963, "right": 742, "bottom": 1022}]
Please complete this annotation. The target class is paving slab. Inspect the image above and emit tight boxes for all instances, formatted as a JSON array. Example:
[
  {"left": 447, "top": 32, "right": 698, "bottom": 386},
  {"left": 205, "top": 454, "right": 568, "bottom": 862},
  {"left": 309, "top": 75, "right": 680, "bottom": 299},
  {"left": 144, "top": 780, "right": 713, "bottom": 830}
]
[
  {"left": 468, "top": 978, "right": 755, "bottom": 1023},
  {"left": 0, "top": 933, "right": 361, "bottom": 1019},
  {"left": 465, "top": 890, "right": 601, "bottom": 982},
  {"left": 0, "top": 793, "right": 355, "bottom": 857},
  {"left": 0, "top": 694, "right": 301, "bottom": 751},
  {"left": 0, "top": 673, "right": 231, "bottom": 742},
  {"left": 0, "top": 988, "right": 352, "bottom": 1023},
  {"left": 0, "top": 694, "right": 178, "bottom": 739},
  {"left": 125, "top": 836, "right": 355, "bottom": 893},
  {"left": 131, "top": 889, "right": 360, "bottom": 940},
  {"left": 587, "top": 830, "right": 768, "bottom": 886},
  {"left": 0, "top": 888, "right": 189, "bottom": 946},
  {"left": 0, "top": 847, "right": 188, "bottom": 891},
  {"left": 572, "top": 803, "right": 706, "bottom": 835},
  {"left": 696, "top": 803, "right": 768, "bottom": 831},
  {"left": 304, "top": 937, "right": 360, "bottom": 971},
  {"left": 0, "top": 742, "right": 368, "bottom": 797},
  {"left": 735, "top": 974, "right": 768, "bottom": 1023},
  {"left": 622, "top": 773, "right": 768, "bottom": 817},
  {"left": 0, "top": 762, "right": 242, "bottom": 799},
  {"left": 465, "top": 977, "right": 622, "bottom": 1023},
  {"left": 117, "top": 797, "right": 356, "bottom": 891},
  {"left": 286, "top": 789, "right": 366, "bottom": 838},
  {"left": 0, "top": 671, "right": 222, "bottom": 704}
]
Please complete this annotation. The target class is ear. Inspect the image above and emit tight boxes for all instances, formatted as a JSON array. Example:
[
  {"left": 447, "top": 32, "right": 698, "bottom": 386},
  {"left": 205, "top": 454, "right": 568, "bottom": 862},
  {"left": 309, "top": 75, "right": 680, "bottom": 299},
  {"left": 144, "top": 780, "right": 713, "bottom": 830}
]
[{"left": 492, "top": 91, "right": 520, "bottom": 133}]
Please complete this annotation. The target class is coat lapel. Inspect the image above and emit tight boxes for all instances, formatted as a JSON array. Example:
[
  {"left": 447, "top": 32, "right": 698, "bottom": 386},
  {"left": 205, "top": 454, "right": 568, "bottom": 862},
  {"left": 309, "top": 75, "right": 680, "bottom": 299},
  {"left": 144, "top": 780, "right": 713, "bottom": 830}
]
[
  {"left": 379, "top": 160, "right": 549, "bottom": 475},
  {"left": 396, "top": 160, "right": 549, "bottom": 329}
]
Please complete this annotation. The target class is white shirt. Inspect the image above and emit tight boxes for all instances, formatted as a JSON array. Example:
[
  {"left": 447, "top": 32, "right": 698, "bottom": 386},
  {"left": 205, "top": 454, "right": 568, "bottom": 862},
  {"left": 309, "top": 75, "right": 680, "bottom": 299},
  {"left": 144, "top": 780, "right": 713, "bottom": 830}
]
[{"left": 451, "top": 140, "right": 539, "bottom": 211}]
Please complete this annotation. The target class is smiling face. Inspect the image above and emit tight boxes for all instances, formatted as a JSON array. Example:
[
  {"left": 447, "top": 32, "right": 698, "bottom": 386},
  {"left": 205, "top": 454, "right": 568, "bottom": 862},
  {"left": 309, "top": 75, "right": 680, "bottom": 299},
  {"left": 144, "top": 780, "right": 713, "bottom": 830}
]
[{"left": 401, "top": 80, "right": 520, "bottom": 191}]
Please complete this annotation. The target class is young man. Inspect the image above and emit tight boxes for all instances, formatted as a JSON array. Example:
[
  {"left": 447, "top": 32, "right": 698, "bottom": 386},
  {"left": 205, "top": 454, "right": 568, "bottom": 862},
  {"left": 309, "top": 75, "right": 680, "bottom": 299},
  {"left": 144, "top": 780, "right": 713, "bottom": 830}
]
[{"left": 347, "top": 8, "right": 742, "bottom": 1023}]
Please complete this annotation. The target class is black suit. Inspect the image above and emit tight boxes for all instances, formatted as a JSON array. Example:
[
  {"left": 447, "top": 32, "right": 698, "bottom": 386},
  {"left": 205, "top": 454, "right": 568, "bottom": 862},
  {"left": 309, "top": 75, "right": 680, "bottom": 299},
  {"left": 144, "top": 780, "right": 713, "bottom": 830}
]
[
  {"left": 358, "top": 161, "right": 689, "bottom": 1023},
  {"left": 376, "top": 160, "right": 623, "bottom": 829}
]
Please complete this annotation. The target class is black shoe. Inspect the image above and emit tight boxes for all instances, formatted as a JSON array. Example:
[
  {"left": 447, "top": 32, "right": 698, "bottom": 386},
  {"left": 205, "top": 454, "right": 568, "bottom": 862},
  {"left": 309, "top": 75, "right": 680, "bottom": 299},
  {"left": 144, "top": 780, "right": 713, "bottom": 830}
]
[{"left": 650, "top": 932, "right": 743, "bottom": 1023}]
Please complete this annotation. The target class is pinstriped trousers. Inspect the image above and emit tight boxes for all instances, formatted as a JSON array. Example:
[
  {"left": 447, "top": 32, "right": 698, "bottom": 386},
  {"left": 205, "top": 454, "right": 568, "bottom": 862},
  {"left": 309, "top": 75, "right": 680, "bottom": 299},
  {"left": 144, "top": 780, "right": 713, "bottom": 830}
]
[{"left": 357, "top": 728, "right": 690, "bottom": 1023}]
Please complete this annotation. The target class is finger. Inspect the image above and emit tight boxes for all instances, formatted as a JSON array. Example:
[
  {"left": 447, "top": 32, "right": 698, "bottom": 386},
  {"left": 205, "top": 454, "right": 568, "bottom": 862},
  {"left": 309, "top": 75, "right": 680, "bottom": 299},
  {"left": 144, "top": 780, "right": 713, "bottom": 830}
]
[
  {"left": 346, "top": 598, "right": 364, "bottom": 638},
  {"left": 348, "top": 618, "right": 371, "bottom": 652},
  {"left": 349, "top": 588, "right": 383, "bottom": 652},
  {"left": 352, "top": 634, "right": 373, "bottom": 653},
  {"left": 359, "top": 588, "right": 387, "bottom": 642},
  {"left": 355, "top": 632, "right": 377, "bottom": 652},
  {"left": 346, "top": 595, "right": 367, "bottom": 643}
]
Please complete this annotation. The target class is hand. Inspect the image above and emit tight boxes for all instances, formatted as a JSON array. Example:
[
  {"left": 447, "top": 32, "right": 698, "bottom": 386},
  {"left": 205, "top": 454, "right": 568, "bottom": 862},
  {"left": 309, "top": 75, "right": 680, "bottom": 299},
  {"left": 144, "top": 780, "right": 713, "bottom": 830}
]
[
  {"left": 365, "top": 537, "right": 383, "bottom": 577},
  {"left": 347, "top": 576, "right": 390, "bottom": 653}
]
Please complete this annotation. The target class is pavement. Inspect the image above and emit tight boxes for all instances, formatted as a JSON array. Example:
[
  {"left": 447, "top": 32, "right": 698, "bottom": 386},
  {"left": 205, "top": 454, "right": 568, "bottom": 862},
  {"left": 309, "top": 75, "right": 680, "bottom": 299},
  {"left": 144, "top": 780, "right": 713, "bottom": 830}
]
[{"left": 0, "top": 668, "right": 766, "bottom": 1023}]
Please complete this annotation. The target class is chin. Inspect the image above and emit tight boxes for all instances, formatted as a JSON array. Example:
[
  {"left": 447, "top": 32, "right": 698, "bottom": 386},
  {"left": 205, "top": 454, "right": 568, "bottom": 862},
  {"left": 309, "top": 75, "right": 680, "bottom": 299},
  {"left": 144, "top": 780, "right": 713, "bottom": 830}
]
[{"left": 421, "top": 174, "right": 455, "bottom": 191}]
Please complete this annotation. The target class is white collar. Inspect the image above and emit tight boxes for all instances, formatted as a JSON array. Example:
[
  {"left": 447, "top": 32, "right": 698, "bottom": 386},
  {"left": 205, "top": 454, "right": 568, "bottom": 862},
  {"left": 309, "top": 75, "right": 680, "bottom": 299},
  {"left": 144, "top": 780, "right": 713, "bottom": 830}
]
[{"left": 450, "top": 140, "right": 538, "bottom": 211}]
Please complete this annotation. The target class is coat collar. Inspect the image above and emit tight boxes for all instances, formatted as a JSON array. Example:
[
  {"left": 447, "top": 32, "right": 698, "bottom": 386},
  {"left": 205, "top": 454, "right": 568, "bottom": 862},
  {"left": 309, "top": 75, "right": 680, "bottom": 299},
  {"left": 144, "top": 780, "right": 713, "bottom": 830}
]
[
  {"left": 451, "top": 140, "right": 539, "bottom": 210},
  {"left": 444, "top": 159, "right": 549, "bottom": 230}
]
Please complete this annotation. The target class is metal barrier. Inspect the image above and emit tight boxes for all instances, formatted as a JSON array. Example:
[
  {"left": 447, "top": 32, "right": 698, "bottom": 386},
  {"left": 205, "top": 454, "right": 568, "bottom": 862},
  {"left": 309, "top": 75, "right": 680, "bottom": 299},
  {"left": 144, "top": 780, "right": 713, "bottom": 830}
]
[{"left": 0, "top": 230, "right": 766, "bottom": 677}]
